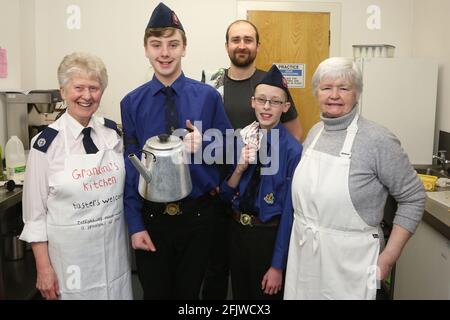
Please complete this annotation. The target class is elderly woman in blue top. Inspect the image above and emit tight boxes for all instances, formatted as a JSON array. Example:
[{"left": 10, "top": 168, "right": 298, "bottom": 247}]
[
  {"left": 20, "top": 52, "right": 132, "bottom": 300},
  {"left": 220, "top": 65, "right": 302, "bottom": 300},
  {"left": 120, "top": 3, "right": 232, "bottom": 300},
  {"left": 284, "top": 57, "right": 426, "bottom": 300}
]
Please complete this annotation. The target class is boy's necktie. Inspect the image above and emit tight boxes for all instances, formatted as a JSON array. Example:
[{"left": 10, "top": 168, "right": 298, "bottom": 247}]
[
  {"left": 161, "top": 86, "right": 179, "bottom": 134},
  {"left": 239, "top": 158, "right": 261, "bottom": 213}
]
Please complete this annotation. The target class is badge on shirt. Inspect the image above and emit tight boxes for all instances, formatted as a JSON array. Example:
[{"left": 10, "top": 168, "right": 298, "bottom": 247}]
[
  {"left": 32, "top": 127, "right": 59, "bottom": 153},
  {"left": 264, "top": 193, "right": 274, "bottom": 205},
  {"left": 37, "top": 138, "right": 46, "bottom": 147}
]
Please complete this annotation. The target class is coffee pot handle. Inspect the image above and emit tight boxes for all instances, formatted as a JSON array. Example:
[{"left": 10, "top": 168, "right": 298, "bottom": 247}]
[{"left": 141, "top": 150, "right": 156, "bottom": 162}]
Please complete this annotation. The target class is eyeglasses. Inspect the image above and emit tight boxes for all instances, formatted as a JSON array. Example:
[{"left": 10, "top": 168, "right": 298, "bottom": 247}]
[{"left": 253, "top": 97, "right": 285, "bottom": 107}]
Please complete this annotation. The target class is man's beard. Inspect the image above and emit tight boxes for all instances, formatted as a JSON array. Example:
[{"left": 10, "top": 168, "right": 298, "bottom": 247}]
[{"left": 229, "top": 49, "right": 257, "bottom": 68}]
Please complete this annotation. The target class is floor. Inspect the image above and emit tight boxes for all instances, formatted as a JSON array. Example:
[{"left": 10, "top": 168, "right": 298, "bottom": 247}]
[
  {"left": 131, "top": 272, "right": 233, "bottom": 300},
  {"left": 130, "top": 246, "right": 387, "bottom": 300},
  {"left": 131, "top": 275, "right": 390, "bottom": 300}
]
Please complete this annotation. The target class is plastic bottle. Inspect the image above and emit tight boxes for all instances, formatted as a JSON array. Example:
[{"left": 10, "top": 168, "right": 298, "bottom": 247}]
[
  {"left": 0, "top": 144, "right": 5, "bottom": 180},
  {"left": 5, "top": 136, "right": 26, "bottom": 183}
]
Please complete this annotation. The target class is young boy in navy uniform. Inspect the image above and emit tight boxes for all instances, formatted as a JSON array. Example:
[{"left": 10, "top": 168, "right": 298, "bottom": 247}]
[
  {"left": 220, "top": 65, "right": 302, "bottom": 299},
  {"left": 120, "top": 2, "right": 231, "bottom": 299}
]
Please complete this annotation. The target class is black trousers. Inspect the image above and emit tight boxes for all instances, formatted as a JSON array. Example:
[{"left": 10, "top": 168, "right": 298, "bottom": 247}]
[
  {"left": 201, "top": 201, "right": 231, "bottom": 300},
  {"left": 229, "top": 220, "right": 284, "bottom": 300},
  {"left": 135, "top": 196, "right": 217, "bottom": 300}
]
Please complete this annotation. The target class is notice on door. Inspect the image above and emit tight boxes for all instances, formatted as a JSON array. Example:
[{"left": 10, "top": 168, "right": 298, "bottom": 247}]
[
  {"left": 0, "top": 47, "right": 7, "bottom": 79},
  {"left": 274, "top": 63, "right": 305, "bottom": 88}
]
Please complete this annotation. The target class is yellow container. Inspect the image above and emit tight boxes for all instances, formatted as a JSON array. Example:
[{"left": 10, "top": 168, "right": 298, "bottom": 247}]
[{"left": 417, "top": 174, "right": 438, "bottom": 191}]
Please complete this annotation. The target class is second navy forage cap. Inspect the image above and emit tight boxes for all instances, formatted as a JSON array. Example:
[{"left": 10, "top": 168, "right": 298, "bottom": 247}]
[
  {"left": 257, "top": 65, "right": 292, "bottom": 99},
  {"left": 146, "top": 2, "right": 184, "bottom": 31}
]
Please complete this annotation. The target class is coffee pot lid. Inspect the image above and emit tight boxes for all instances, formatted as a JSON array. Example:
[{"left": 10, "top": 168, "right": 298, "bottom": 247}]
[{"left": 145, "top": 134, "right": 182, "bottom": 150}]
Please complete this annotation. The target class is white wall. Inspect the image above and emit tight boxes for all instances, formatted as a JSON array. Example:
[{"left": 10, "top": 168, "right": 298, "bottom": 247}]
[
  {"left": 16, "top": 0, "right": 416, "bottom": 123},
  {"left": 0, "top": 0, "right": 22, "bottom": 151},
  {"left": 20, "top": 0, "right": 37, "bottom": 90},
  {"left": 25, "top": 0, "right": 234, "bottom": 122},
  {"left": 338, "top": 0, "right": 414, "bottom": 57},
  {"left": 5, "top": 0, "right": 449, "bottom": 162},
  {"left": 412, "top": 0, "right": 450, "bottom": 134},
  {"left": 0, "top": 0, "right": 21, "bottom": 90}
]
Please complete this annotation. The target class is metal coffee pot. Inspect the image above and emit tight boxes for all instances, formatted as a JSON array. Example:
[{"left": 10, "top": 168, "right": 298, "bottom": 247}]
[{"left": 128, "top": 134, "right": 192, "bottom": 203}]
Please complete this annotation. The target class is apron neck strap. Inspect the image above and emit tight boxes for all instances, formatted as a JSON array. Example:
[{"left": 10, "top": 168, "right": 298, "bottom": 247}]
[
  {"left": 339, "top": 114, "right": 359, "bottom": 159},
  {"left": 61, "top": 115, "right": 71, "bottom": 156},
  {"left": 309, "top": 125, "right": 324, "bottom": 150}
]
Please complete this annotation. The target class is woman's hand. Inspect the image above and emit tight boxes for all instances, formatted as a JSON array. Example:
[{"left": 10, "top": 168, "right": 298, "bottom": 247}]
[
  {"left": 36, "top": 265, "right": 60, "bottom": 300},
  {"left": 377, "top": 225, "right": 413, "bottom": 280},
  {"left": 261, "top": 267, "right": 283, "bottom": 295},
  {"left": 377, "top": 249, "right": 396, "bottom": 280},
  {"left": 32, "top": 242, "right": 60, "bottom": 299},
  {"left": 131, "top": 230, "right": 156, "bottom": 252}
]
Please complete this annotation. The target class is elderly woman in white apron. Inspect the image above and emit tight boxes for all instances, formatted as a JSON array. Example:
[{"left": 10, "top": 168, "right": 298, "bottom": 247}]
[
  {"left": 20, "top": 52, "right": 132, "bottom": 300},
  {"left": 284, "top": 57, "right": 425, "bottom": 300}
]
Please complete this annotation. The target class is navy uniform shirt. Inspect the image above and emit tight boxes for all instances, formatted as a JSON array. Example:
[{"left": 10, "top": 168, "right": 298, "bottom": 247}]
[
  {"left": 220, "top": 123, "right": 302, "bottom": 269},
  {"left": 121, "top": 73, "right": 232, "bottom": 235}
]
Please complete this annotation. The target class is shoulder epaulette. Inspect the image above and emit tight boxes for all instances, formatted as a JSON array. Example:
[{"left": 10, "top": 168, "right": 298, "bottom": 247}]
[
  {"left": 103, "top": 118, "right": 122, "bottom": 137},
  {"left": 32, "top": 127, "right": 59, "bottom": 153}
]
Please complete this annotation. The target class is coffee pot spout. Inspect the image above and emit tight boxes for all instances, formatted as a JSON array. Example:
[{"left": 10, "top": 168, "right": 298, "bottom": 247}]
[{"left": 128, "top": 153, "right": 152, "bottom": 184}]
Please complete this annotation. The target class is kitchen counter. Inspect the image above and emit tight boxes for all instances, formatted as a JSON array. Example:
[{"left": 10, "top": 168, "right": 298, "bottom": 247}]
[
  {"left": 423, "top": 197, "right": 450, "bottom": 239},
  {"left": 0, "top": 186, "right": 37, "bottom": 300},
  {"left": 0, "top": 186, "right": 22, "bottom": 214},
  {"left": 392, "top": 165, "right": 450, "bottom": 299},
  {"left": 394, "top": 193, "right": 450, "bottom": 299},
  {"left": 413, "top": 165, "right": 450, "bottom": 239}
]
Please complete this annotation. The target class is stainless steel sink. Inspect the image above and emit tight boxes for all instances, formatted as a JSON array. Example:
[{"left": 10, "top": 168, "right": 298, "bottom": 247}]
[{"left": 415, "top": 167, "right": 448, "bottom": 178}]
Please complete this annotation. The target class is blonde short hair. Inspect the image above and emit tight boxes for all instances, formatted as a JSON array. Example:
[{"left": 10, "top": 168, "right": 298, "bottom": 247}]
[
  {"left": 312, "top": 57, "right": 363, "bottom": 100},
  {"left": 57, "top": 52, "right": 108, "bottom": 91}
]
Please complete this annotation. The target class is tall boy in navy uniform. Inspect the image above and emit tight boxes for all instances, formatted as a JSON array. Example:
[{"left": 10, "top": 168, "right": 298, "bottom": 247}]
[
  {"left": 220, "top": 65, "right": 302, "bottom": 299},
  {"left": 120, "top": 2, "right": 232, "bottom": 299}
]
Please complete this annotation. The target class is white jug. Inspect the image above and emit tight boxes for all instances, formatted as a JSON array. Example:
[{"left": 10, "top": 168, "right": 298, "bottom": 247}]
[{"left": 5, "top": 136, "right": 26, "bottom": 183}]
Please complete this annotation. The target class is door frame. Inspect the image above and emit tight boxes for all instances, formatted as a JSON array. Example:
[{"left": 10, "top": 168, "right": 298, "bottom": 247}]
[{"left": 237, "top": 1, "right": 341, "bottom": 56}]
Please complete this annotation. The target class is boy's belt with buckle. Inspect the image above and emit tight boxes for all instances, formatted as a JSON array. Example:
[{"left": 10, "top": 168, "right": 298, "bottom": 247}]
[
  {"left": 142, "top": 190, "right": 217, "bottom": 216},
  {"left": 231, "top": 210, "right": 280, "bottom": 227}
]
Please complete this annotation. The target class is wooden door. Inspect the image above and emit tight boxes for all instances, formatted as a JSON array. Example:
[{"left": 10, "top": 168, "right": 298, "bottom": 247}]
[{"left": 248, "top": 11, "right": 330, "bottom": 139}]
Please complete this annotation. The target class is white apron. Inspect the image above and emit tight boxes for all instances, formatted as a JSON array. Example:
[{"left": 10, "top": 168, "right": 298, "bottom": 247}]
[
  {"left": 284, "top": 115, "right": 380, "bottom": 300},
  {"left": 46, "top": 118, "right": 132, "bottom": 300}
]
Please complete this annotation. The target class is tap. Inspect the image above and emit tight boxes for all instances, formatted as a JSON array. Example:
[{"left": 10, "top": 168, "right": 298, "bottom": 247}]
[{"left": 432, "top": 150, "right": 450, "bottom": 173}]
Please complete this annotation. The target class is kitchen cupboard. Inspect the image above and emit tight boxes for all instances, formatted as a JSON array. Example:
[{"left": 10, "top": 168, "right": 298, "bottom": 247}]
[{"left": 394, "top": 218, "right": 450, "bottom": 299}]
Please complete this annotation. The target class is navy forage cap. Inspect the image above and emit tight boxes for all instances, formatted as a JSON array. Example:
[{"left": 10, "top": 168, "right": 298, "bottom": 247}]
[
  {"left": 147, "top": 2, "right": 184, "bottom": 31},
  {"left": 257, "top": 65, "right": 291, "bottom": 99}
]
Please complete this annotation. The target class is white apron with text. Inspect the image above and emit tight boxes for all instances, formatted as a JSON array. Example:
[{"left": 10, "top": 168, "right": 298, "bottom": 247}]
[
  {"left": 46, "top": 118, "right": 132, "bottom": 299},
  {"left": 285, "top": 115, "right": 380, "bottom": 300}
]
